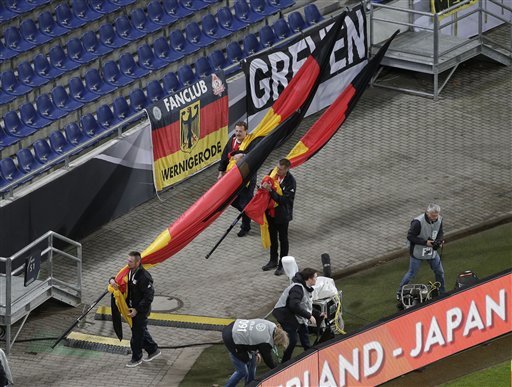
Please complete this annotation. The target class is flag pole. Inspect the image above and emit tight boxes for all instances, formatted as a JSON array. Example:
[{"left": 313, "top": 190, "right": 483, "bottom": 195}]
[
  {"left": 51, "top": 290, "right": 109, "bottom": 349},
  {"left": 205, "top": 212, "right": 244, "bottom": 259}
]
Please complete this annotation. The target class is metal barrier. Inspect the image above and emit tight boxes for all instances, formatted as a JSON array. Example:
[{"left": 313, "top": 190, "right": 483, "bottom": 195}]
[
  {"left": 368, "top": 0, "right": 512, "bottom": 99},
  {"left": 0, "top": 231, "right": 82, "bottom": 354}
]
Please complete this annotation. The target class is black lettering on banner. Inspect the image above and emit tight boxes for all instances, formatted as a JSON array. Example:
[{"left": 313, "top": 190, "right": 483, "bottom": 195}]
[{"left": 244, "top": 5, "right": 367, "bottom": 116}]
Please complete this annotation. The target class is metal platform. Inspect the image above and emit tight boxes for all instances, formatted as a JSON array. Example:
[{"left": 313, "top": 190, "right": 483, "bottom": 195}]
[
  {"left": 368, "top": 0, "right": 512, "bottom": 99},
  {"left": 0, "top": 231, "right": 82, "bottom": 354}
]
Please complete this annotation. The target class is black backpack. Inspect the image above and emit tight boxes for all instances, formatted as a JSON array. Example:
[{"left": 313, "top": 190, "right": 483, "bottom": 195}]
[{"left": 454, "top": 270, "right": 479, "bottom": 289}]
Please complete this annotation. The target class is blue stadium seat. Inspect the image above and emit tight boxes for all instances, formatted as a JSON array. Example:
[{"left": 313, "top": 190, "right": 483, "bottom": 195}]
[
  {"left": 38, "top": 11, "right": 68, "bottom": 38},
  {"left": 20, "top": 18, "right": 51, "bottom": 46},
  {"left": 304, "top": 3, "right": 323, "bottom": 26},
  {"left": 56, "top": 3, "right": 87, "bottom": 29},
  {"left": 202, "top": 14, "right": 231, "bottom": 40},
  {"left": 81, "top": 113, "right": 104, "bottom": 137},
  {"left": 130, "top": 8, "right": 161, "bottom": 34},
  {"left": 3, "top": 110, "right": 37, "bottom": 138},
  {"left": 17, "top": 61, "right": 48, "bottom": 87},
  {"left": 1, "top": 70, "right": 32, "bottom": 96},
  {"left": 72, "top": 0, "right": 102, "bottom": 22},
  {"left": 250, "top": 0, "right": 278, "bottom": 16},
  {"left": 243, "top": 33, "right": 262, "bottom": 57},
  {"left": 267, "top": 0, "right": 294, "bottom": 10},
  {"left": 217, "top": 7, "right": 247, "bottom": 32},
  {"left": 4, "top": 26, "right": 35, "bottom": 53},
  {"left": 185, "top": 21, "right": 215, "bottom": 47},
  {"left": 259, "top": 25, "right": 277, "bottom": 48},
  {"left": 49, "top": 45, "right": 80, "bottom": 72},
  {"left": 103, "top": 60, "right": 132, "bottom": 87},
  {"left": 36, "top": 94, "right": 68, "bottom": 121},
  {"left": 33, "top": 139, "right": 58, "bottom": 164},
  {"left": 153, "top": 36, "right": 183, "bottom": 64},
  {"left": 146, "top": 80, "right": 164, "bottom": 103},
  {"left": 119, "top": 53, "right": 150, "bottom": 79},
  {"left": 137, "top": 44, "right": 167, "bottom": 71},
  {"left": 0, "top": 2, "right": 16, "bottom": 23},
  {"left": 162, "top": 71, "right": 182, "bottom": 94},
  {"left": 234, "top": 0, "right": 264, "bottom": 23},
  {"left": 85, "top": 68, "right": 116, "bottom": 95},
  {"left": 34, "top": 53, "right": 64, "bottom": 80},
  {"left": 208, "top": 49, "right": 227, "bottom": 71},
  {"left": 20, "top": 102, "right": 51, "bottom": 129},
  {"left": 64, "top": 121, "right": 88, "bottom": 147},
  {"left": 129, "top": 89, "right": 149, "bottom": 112},
  {"left": 0, "top": 124, "right": 20, "bottom": 148},
  {"left": 195, "top": 56, "right": 213, "bottom": 78},
  {"left": 115, "top": 15, "right": 145, "bottom": 41},
  {"left": 96, "top": 104, "right": 117, "bottom": 129},
  {"left": 163, "top": 0, "right": 193, "bottom": 19},
  {"left": 226, "top": 41, "right": 244, "bottom": 65},
  {"left": 99, "top": 23, "right": 128, "bottom": 49},
  {"left": 0, "top": 40, "right": 17, "bottom": 61},
  {"left": 0, "top": 157, "right": 23, "bottom": 184},
  {"left": 148, "top": 0, "right": 177, "bottom": 26},
  {"left": 49, "top": 130, "right": 74, "bottom": 154},
  {"left": 288, "top": 11, "right": 306, "bottom": 33},
  {"left": 0, "top": 88, "right": 16, "bottom": 105},
  {"left": 82, "top": 30, "right": 113, "bottom": 57},
  {"left": 89, "top": 0, "right": 120, "bottom": 14},
  {"left": 5, "top": 0, "right": 36, "bottom": 14},
  {"left": 51, "top": 86, "right": 83, "bottom": 112},
  {"left": 110, "top": 0, "right": 136, "bottom": 6},
  {"left": 170, "top": 30, "right": 200, "bottom": 55},
  {"left": 16, "top": 148, "right": 40, "bottom": 174},
  {"left": 180, "top": 0, "right": 208, "bottom": 11},
  {"left": 272, "top": 18, "right": 292, "bottom": 40},
  {"left": 177, "top": 64, "right": 197, "bottom": 86},
  {"left": 113, "top": 96, "right": 131, "bottom": 121},
  {"left": 67, "top": 38, "right": 95, "bottom": 64},
  {"left": 69, "top": 76, "right": 100, "bottom": 103}
]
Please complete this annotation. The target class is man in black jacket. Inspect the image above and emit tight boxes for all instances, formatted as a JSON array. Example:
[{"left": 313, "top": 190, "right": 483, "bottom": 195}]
[
  {"left": 110, "top": 251, "right": 160, "bottom": 368},
  {"left": 272, "top": 268, "right": 324, "bottom": 363},
  {"left": 261, "top": 158, "right": 296, "bottom": 275},
  {"left": 218, "top": 121, "right": 259, "bottom": 237}
]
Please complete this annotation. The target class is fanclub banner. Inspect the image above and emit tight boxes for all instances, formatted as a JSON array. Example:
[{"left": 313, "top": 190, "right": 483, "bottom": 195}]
[
  {"left": 147, "top": 72, "right": 228, "bottom": 191},
  {"left": 257, "top": 270, "right": 512, "bottom": 386},
  {"left": 244, "top": 5, "right": 367, "bottom": 122}
]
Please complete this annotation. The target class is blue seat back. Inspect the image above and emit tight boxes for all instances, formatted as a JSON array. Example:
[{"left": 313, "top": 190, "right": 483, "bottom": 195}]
[
  {"left": 20, "top": 19, "right": 39, "bottom": 43},
  {"left": 103, "top": 60, "right": 120, "bottom": 82},
  {"left": 208, "top": 49, "right": 226, "bottom": 70},
  {"left": 137, "top": 44, "right": 156, "bottom": 66},
  {"left": 272, "top": 18, "right": 291, "bottom": 39},
  {"left": 243, "top": 33, "right": 261, "bottom": 56},
  {"left": 170, "top": 30, "right": 187, "bottom": 51},
  {"left": 96, "top": 104, "right": 115, "bottom": 128},
  {"left": 146, "top": 80, "right": 164, "bottom": 102},
  {"left": 202, "top": 14, "right": 219, "bottom": 36},
  {"left": 0, "top": 157, "right": 20, "bottom": 180},
  {"left": 36, "top": 94, "right": 57, "bottom": 118},
  {"left": 163, "top": 72, "right": 181, "bottom": 94},
  {"left": 20, "top": 102, "right": 38, "bottom": 125},
  {"left": 217, "top": 7, "right": 235, "bottom": 29},
  {"left": 129, "top": 89, "right": 148, "bottom": 111},
  {"left": 304, "top": 3, "right": 323, "bottom": 25},
  {"left": 3, "top": 111, "right": 23, "bottom": 135},
  {"left": 33, "top": 139, "right": 54, "bottom": 163},
  {"left": 195, "top": 56, "right": 212, "bottom": 77},
  {"left": 259, "top": 25, "right": 277, "bottom": 47},
  {"left": 56, "top": 3, "right": 74, "bottom": 27},
  {"left": 177, "top": 64, "right": 196, "bottom": 86},
  {"left": 51, "top": 85, "right": 69, "bottom": 109},
  {"left": 67, "top": 38, "right": 85, "bottom": 60},
  {"left": 17, "top": 61, "right": 36, "bottom": 83},
  {"left": 288, "top": 11, "right": 306, "bottom": 32},
  {"left": 16, "top": 148, "right": 37, "bottom": 173},
  {"left": 49, "top": 130, "right": 69, "bottom": 153},
  {"left": 85, "top": 68, "right": 103, "bottom": 91},
  {"left": 81, "top": 113, "right": 101, "bottom": 136},
  {"left": 227, "top": 41, "right": 244, "bottom": 63},
  {"left": 113, "top": 96, "right": 131, "bottom": 120},
  {"left": 64, "top": 122, "right": 84, "bottom": 145},
  {"left": 34, "top": 54, "right": 52, "bottom": 77},
  {"left": 185, "top": 22, "right": 202, "bottom": 44}
]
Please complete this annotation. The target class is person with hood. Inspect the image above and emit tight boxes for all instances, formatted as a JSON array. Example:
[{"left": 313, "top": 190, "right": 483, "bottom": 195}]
[
  {"left": 222, "top": 318, "right": 289, "bottom": 387},
  {"left": 272, "top": 268, "right": 324, "bottom": 363}
]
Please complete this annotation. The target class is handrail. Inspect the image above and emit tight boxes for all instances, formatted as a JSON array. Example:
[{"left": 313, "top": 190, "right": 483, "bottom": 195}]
[
  {"left": 371, "top": 2, "right": 433, "bottom": 17},
  {"left": 438, "top": 0, "right": 474, "bottom": 16},
  {"left": 488, "top": 0, "right": 512, "bottom": 13}
]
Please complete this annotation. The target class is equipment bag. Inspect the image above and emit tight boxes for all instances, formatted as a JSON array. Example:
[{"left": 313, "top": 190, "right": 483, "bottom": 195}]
[{"left": 454, "top": 270, "right": 479, "bottom": 289}]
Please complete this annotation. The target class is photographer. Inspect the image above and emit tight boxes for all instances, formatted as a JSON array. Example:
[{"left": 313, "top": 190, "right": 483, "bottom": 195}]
[{"left": 397, "top": 204, "right": 445, "bottom": 299}]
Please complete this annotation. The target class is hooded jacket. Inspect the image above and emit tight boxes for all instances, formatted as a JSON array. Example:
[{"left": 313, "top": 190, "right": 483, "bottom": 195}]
[{"left": 272, "top": 272, "right": 313, "bottom": 328}]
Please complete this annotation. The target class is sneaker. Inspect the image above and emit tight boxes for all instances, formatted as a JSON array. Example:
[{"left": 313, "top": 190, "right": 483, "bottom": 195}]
[
  {"left": 274, "top": 267, "right": 285, "bottom": 276},
  {"left": 262, "top": 261, "right": 278, "bottom": 271},
  {"left": 237, "top": 229, "right": 249, "bottom": 237},
  {"left": 126, "top": 359, "right": 142, "bottom": 368},
  {"left": 143, "top": 349, "right": 161, "bottom": 362}
]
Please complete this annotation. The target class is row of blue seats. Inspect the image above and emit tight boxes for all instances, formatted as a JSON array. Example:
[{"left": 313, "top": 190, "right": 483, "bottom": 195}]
[
  {"left": 0, "top": 0, "right": 139, "bottom": 24},
  {"left": 0, "top": 0, "right": 220, "bottom": 61},
  {"left": 0, "top": 0, "right": 303, "bottom": 106}
]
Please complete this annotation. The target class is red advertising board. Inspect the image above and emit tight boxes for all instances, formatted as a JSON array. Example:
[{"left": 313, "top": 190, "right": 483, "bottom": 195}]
[{"left": 259, "top": 271, "right": 511, "bottom": 386}]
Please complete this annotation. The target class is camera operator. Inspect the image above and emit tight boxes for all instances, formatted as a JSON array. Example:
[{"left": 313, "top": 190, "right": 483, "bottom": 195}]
[{"left": 397, "top": 203, "right": 445, "bottom": 299}]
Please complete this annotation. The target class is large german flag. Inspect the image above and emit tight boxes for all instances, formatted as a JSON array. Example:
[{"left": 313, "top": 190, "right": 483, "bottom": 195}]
[
  {"left": 109, "top": 14, "right": 347, "bottom": 337},
  {"left": 244, "top": 31, "right": 399, "bottom": 246}
]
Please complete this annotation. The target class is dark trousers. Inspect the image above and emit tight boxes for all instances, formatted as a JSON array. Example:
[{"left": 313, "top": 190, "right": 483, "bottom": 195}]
[
  {"left": 282, "top": 323, "right": 310, "bottom": 363},
  {"left": 130, "top": 314, "right": 158, "bottom": 361},
  {"left": 268, "top": 217, "right": 289, "bottom": 267},
  {"left": 232, "top": 180, "right": 255, "bottom": 231}
]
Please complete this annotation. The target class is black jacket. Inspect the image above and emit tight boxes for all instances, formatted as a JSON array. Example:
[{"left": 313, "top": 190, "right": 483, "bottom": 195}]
[
  {"left": 272, "top": 272, "right": 313, "bottom": 329},
  {"left": 267, "top": 171, "right": 296, "bottom": 224},
  {"left": 407, "top": 213, "right": 444, "bottom": 255},
  {"left": 127, "top": 266, "right": 154, "bottom": 316}
]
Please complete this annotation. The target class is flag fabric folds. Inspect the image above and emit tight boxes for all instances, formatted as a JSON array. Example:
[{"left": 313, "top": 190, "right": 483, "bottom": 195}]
[{"left": 245, "top": 31, "right": 399, "bottom": 247}]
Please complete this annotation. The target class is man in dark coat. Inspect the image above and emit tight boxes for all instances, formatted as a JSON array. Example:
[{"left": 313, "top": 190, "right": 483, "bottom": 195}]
[
  {"left": 110, "top": 251, "right": 160, "bottom": 367},
  {"left": 261, "top": 158, "right": 296, "bottom": 275}
]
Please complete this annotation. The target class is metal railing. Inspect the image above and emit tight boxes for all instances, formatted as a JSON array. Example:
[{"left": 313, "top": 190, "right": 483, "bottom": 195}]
[{"left": 0, "top": 230, "right": 82, "bottom": 354}]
